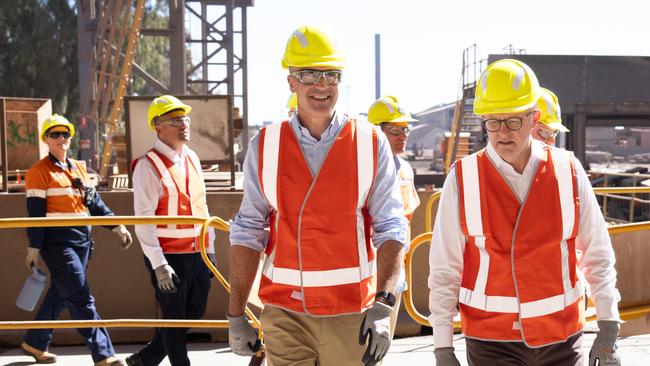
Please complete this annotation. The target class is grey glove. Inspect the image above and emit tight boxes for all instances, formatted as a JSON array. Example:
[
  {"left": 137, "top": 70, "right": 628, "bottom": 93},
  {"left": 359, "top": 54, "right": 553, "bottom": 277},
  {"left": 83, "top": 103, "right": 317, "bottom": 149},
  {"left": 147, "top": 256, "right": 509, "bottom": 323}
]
[
  {"left": 589, "top": 320, "right": 621, "bottom": 366},
  {"left": 227, "top": 314, "right": 261, "bottom": 356},
  {"left": 112, "top": 225, "right": 133, "bottom": 251},
  {"left": 154, "top": 264, "right": 180, "bottom": 293},
  {"left": 25, "top": 247, "right": 40, "bottom": 270},
  {"left": 434, "top": 347, "right": 461, "bottom": 366},
  {"left": 359, "top": 301, "right": 393, "bottom": 365}
]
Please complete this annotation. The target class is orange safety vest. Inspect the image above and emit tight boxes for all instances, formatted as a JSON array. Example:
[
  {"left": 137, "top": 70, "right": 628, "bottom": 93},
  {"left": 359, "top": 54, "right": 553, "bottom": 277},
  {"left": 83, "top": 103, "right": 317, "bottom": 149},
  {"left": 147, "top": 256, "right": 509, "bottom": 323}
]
[
  {"left": 257, "top": 119, "right": 378, "bottom": 316},
  {"left": 455, "top": 146, "right": 584, "bottom": 347},
  {"left": 25, "top": 156, "right": 90, "bottom": 217},
  {"left": 132, "top": 149, "right": 209, "bottom": 253}
]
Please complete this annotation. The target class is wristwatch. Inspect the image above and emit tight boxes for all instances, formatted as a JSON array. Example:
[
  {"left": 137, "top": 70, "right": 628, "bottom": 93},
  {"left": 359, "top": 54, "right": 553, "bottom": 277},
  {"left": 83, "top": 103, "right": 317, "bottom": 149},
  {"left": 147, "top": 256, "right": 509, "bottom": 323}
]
[{"left": 375, "top": 291, "right": 396, "bottom": 307}]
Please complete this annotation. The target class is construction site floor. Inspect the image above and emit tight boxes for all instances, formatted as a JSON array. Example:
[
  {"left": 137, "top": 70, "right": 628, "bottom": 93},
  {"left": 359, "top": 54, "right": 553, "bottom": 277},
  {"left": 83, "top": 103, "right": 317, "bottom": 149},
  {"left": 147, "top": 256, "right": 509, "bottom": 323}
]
[{"left": 1, "top": 333, "right": 649, "bottom": 365}]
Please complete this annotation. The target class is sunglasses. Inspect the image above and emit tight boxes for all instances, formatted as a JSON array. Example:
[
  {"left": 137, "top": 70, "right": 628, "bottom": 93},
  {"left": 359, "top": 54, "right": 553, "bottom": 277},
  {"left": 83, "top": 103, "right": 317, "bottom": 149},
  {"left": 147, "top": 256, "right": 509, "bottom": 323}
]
[
  {"left": 48, "top": 131, "right": 71, "bottom": 139},
  {"left": 157, "top": 116, "right": 191, "bottom": 127},
  {"left": 384, "top": 126, "right": 410, "bottom": 136},
  {"left": 291, "top": 70, "right": 342, "bottom": 85}
]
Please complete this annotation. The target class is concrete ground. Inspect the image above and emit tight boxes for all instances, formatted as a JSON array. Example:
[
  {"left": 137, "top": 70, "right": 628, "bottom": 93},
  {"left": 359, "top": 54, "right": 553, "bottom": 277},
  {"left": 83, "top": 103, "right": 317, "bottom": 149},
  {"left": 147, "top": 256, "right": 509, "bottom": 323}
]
[{"left": 1, "top": 333, "right": 649, "bottom": 365}]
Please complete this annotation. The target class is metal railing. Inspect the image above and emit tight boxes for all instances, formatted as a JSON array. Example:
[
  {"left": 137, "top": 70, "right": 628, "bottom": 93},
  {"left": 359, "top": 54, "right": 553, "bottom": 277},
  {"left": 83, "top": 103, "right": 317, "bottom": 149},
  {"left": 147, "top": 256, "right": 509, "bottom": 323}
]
[
  {"left": 404, "top": 189, "right": 650, "bottom": 328},
  {"left": 0, "top": 216, "right": 262, "bottom": 337},
  {"left": 591, "top": 170, "right": 650, "bottom": 223}
]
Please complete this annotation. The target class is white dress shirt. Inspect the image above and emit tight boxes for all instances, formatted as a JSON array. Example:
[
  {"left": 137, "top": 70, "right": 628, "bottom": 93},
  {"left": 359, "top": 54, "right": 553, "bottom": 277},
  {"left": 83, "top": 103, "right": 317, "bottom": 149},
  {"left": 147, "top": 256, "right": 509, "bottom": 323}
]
[
  {"left": 132, "top": 139, "right": 215, "bottom": 269},
  {"left": 428, "top": 139, "right": 621, "bottom": 348}
]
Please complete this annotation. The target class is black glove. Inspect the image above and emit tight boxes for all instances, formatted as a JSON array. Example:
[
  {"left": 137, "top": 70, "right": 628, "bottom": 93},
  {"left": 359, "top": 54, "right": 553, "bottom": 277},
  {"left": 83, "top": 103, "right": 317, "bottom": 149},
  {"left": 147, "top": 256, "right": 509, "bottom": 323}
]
[{"left": 72, "top": 178, "right": 96, "bottom": 206}]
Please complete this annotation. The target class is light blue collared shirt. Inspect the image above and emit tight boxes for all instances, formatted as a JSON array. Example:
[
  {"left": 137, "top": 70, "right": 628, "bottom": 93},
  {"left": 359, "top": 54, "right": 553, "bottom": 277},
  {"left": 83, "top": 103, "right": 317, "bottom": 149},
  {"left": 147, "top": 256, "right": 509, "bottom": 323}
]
[{"left": 229, "top": 112, "right": 407, "bottom": 254}]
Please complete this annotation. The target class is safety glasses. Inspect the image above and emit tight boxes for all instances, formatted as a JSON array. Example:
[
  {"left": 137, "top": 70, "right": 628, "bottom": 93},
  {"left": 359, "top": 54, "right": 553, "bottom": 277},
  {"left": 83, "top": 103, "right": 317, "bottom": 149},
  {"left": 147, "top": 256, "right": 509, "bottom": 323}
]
[
  {"left": 483, "top": 112, "right": 532, "bottom": 132},
  {"left": 384, "top": 126, "right": 410, "bottom": 136},
  {"left": 157, "top": 116, "right": 191, "bottom": 127},
  {"left": 48, "top": 131, "right": 71, "bottom": 139},
  {"left": 291, "top": 70, "right": 342, "bottom": 85},
  {"left": 536, "top": 127, "right": 560, "bottom": 140}
]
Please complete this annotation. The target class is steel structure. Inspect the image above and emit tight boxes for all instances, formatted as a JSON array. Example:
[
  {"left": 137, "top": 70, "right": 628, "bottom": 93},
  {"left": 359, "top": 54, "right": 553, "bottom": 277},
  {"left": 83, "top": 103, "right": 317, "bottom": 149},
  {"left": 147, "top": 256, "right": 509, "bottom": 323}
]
[{"left": 77, "top": 0, "right": 252, "bottom": 173}]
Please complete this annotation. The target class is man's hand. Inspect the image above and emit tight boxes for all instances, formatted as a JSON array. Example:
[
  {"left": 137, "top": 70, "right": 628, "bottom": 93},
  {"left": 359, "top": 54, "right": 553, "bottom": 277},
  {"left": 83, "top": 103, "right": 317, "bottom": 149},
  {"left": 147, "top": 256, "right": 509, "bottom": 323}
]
[
  {"left": 359, "top": 301, "right": 393, "bottom": 366},
  {"left": 227, "top": 314, "right": 261, "bottom": 356},
  {"left": 589, "top": 320, "right": 621, "bottom": 366},
  {"left": 25, "top": 247, "right": 40, "bottom": 270},
  {"left": 154, "top": 264, "right": 180, "bottom": 293},
  {"left": 434, "top": 347, "right": 461, "bottom": 366},
  {"left": 112, "top": 225, "right": 133, "bottom": 251}
]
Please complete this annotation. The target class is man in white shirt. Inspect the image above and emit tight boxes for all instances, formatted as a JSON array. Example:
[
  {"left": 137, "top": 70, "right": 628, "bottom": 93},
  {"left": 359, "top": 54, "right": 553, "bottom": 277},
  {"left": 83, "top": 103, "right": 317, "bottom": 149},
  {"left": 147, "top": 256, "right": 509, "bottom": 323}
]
[
  {"left": 429, "top": 59, "right": 621, "bottom": 366},
  {"left": 127, "top": 95, "right": 216, "bottom": 366}
]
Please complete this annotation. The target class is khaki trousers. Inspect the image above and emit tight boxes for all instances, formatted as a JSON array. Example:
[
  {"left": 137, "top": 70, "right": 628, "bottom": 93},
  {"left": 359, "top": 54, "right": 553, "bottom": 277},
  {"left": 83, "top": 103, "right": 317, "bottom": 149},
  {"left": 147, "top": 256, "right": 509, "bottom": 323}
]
[{"left": 261, "top": 306, "right": 367, "bottom": 366}]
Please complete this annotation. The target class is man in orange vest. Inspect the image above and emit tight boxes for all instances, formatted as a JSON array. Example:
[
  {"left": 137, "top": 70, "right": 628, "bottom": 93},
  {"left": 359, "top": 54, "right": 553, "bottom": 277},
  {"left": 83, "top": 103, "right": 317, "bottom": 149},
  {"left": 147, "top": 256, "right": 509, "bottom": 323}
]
[
  {"left": 367, "top": 96, "right": 421, "bottom": 341},
  {"left": 22, "top": 114, "right": 132, "bottom": 366},
  {"left": 429, "top": 59, "right": 621, "bottom": 366},
  {"left": 532, "top": 87, "right": 569, "bottom": 146},
  {"left": 127, "top": 96, "right": 216, "bottom": 366},
  {"left": 228, "top": 26, "right": 408, "bottom": 366}
]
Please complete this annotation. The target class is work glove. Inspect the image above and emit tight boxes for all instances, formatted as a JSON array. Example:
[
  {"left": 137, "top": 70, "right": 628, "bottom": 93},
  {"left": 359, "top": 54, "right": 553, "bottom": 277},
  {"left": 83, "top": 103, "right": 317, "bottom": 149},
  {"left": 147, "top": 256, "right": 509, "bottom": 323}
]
[
  {"left": 25, "top": 247, "right": 40, "bottom": 270},
  {"left": 112, "top": 225, "right": 133, "bottom": 251},
  {"left": 434, "top": 347, "right": 461, "bottom": 366},
  {"left": 359, "top": 301, "right": 393, "bottom": 365},
  {"left": 154, "top": 264, "right": 180, "bottom": 293},
  {"left": 227, "top": 314, "right": 261, "bottom": 356},
  {"left": 72, "top": 178, "right": 96, "bottom": 206},
  {"left": 589, "top": 320, "right": 621, "bottom": 366}
]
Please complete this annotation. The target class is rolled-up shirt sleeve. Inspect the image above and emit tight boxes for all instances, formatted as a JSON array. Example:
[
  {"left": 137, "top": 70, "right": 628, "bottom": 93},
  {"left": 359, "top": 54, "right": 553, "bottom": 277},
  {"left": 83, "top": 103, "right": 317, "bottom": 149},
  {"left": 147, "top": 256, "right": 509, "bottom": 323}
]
[
  {"left": 367, "top": 131, "right": 408, "bottom": 248},
  {"left": 574, "top": 158, "right": 621, "bottom": 321},
  {"left": 229, "top": 134, "right": 269, "bottom": 252}
]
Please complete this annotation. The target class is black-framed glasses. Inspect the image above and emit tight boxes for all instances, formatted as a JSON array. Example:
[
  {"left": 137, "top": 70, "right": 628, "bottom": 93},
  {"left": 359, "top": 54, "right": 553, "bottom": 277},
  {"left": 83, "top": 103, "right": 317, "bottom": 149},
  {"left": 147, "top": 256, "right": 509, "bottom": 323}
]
[
  {"left": 157, "top": 116, "right": 190, "bottom": 127},
  {"left": 483, "top": 112, "right": 532, "bottom": 132},
  {"left": 536, "top": 127, "right": 560, "bottom": 140},
  {"left": 48, "top": 131, "right": 71, "bottom": 139},
  {"left": 291, "top": 69, "right": 342, "bottom": 85},
  {"left": 384, "top": 126, "right": 410, "bottom": 136}
]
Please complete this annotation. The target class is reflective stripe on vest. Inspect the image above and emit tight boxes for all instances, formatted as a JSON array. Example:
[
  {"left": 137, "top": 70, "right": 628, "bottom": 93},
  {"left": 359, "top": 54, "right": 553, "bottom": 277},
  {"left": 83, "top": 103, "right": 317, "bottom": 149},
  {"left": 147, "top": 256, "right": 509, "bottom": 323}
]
[
  {"left": 258, "top": 119, "right": 377, "bottom": 315},
  {"left": 145, "top": 149, "right": 209, "bottom": 253},
  {"left": 457, "top": 146, "right": 583, "bottom": 347}
]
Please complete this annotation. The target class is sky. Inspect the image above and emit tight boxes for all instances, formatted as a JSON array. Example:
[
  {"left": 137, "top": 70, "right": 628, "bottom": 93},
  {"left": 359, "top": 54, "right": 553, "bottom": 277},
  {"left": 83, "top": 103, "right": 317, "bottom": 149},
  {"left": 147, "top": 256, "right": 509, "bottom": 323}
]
[{"left": 243, "top": 0, "right": 650, "bottom": 125}]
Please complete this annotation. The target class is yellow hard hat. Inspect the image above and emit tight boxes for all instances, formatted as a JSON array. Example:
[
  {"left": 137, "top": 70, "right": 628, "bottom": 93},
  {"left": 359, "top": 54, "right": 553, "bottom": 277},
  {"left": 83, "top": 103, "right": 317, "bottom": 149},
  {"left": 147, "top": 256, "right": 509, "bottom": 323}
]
[
  {"left": 147, "top": 95, "right": 192, "bottom": 129},
  {"left": 287, "top": 93, "right": 298, "bottom": 110},
  {"left": 41, "top": 114, "right": 75, "bottom": 142},
  {"left": 281, "top": 25, "right": 345, "bottom": 70},
  {"left": 538, "top": 88, "right": 569, "bottom": 132},
  {"left": 368, "top": 96, "right": 418, "bottom": 125},
  {"left": 474, "top": 59, "right": 541, "bottom": 115}
]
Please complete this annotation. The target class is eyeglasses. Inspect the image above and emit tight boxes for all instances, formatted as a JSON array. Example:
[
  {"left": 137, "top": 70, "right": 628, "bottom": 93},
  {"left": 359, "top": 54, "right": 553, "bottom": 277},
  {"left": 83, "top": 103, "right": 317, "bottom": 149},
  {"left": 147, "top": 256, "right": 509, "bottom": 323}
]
[
  {"left": 157, "top": 116, "right": 190, "bottom": 127},
  {"left": 483, "top": 112, "right": 532, "bottom": 132},
  {"left": 384, "top": 126, "right": 410, "bottom": 136},
  {"left": 536, "top": 127, "right": 560, "bottom": 140},
  {"left": 48, "top": 131, "right": 71, "bottom": 139},
  {"left": 291, "top": 70, "right": 342, "bottom": 85}
]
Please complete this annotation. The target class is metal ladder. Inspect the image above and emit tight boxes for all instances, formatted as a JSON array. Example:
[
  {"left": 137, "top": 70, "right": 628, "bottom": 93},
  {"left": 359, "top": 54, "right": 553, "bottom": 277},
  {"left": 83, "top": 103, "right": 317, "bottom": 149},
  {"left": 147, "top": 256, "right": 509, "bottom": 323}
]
[
  {"left": 444, "top": 44, "right": 486, "bottom": 173},
  {"left": 78, "top": 0, "right": 146, "bottom": 179}
]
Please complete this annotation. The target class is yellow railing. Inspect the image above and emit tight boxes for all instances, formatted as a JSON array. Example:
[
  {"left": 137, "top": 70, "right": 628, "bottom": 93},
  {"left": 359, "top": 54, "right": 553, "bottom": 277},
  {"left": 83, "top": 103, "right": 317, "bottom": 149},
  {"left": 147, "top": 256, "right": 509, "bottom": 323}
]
[
  {"left": 0, "top": 216, "right": 262, "bottom": 336},
  {"left": 405, "top": 188, "right": 650, "bottom": 329}
]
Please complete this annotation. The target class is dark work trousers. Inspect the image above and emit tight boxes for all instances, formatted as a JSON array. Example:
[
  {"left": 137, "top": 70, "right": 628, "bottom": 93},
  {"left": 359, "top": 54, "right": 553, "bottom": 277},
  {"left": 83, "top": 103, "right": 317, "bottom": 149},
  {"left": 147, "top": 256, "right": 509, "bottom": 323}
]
[
  {"left": 466, "top": 332, "right": 584, "bottom": 366},
  {"left": 136, "top": 253, "right": 211, "bottom": 366},
  {"left": 23, "top": 242, "right": 115, "bottom": 363}
]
